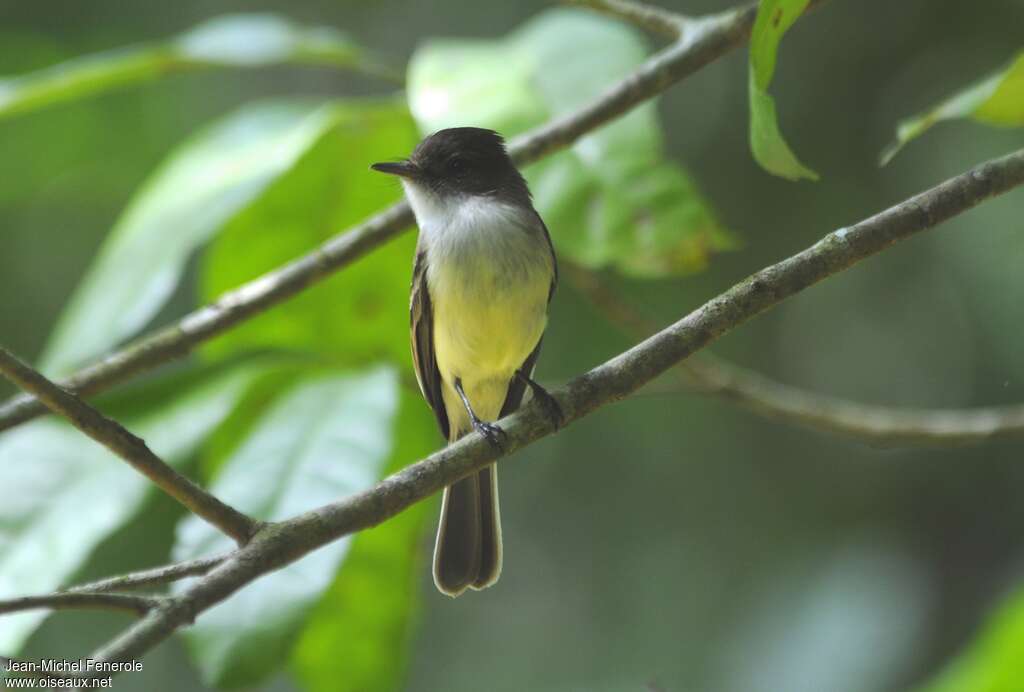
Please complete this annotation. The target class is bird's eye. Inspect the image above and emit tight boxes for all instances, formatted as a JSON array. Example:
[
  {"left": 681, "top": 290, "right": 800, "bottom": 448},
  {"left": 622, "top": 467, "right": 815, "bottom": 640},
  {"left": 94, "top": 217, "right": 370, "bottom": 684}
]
[{"left": 446, "top": 156, "right": 465, "bottom": 173}]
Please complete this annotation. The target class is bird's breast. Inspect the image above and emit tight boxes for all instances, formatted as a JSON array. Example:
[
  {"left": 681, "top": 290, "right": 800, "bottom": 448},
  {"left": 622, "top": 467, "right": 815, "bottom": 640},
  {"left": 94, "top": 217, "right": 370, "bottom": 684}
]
[{"left": 423, "top": 198, "right": 552, "bottom": 385}]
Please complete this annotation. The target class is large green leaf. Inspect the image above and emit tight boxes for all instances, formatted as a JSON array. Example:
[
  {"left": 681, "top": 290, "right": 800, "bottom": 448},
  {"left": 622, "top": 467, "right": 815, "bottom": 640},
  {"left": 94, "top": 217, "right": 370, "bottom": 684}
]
[
  {"left": 291, "top": 388, "right": 438, "bottom": 692},
  {"left": 199, "top": 99, "right": 419, "bottom": 364},
  {"left": 40, "top": 100, "right": 358, "bottom": 376},
  {"left": 172, "top": 367, "right": 402, "bottom": 689},
  {"left": 0, "top": 363, "right": 259, "bottom": 655},
  {"left": 915, "top": 586, "right": 1024, "bottom": 692},
  {"left": 407, "top": 8, "right": 733, "bottom": 277},
  {"left": 194, "top": 98, "right": 429, "bottom": 688},
  {"left": 881, "top": 51, "right": 1024, "bottom": 165},
  {"left": 748, "top": 0, "right": 818, "bottom": 181},
  {"left": 0, "top": 14, "right": 390, "bottom": 123}
]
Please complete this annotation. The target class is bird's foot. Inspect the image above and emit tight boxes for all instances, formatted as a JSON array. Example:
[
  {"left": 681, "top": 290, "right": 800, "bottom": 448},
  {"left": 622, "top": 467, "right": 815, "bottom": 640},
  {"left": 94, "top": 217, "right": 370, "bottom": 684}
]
[
  {"left": 516, "top": 371, "right": 564, "bottom": 430},
  {"left": 472, "top": 417, "right": 507, "bottom": 450}
]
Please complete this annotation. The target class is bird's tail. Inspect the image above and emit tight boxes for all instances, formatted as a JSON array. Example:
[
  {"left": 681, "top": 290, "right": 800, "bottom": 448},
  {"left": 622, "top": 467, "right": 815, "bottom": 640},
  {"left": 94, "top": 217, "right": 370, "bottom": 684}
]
[{"left": 432, "top": 449, "right": 502, "bottom": 597}]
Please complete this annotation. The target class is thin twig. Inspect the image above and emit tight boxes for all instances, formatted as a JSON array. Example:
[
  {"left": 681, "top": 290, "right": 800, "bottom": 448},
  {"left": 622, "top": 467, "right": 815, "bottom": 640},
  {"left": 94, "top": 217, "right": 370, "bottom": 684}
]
[
  {"left": 0, "top": 2, "right": 767, "bottom": 433},
  {"left": 568, "top": 0, "right": 686, "bottom": 38},
  {"left": 685, "top": 353, "right": 1024, "bottom": 446},
  {"left": 0, "top": 348, "right": 258, "bottom": 544},
  {"left": 0, "top": 592, "right": 162, "bottom": 616},
  {"left": 69, "top": 147, "right": 1024, "bottom": 672},
  {"left": 565, "top": 265, "right": 1024, "bottom": 447},
  {"left": 63, "top": 553, "right": 231, "bottom": 594}
]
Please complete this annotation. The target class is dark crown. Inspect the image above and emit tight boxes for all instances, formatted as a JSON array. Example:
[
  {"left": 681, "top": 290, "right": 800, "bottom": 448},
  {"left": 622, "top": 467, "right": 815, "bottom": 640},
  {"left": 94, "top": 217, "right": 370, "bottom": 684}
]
[{"left": 410, "top": 128, "right": 531, "bottom": 202}]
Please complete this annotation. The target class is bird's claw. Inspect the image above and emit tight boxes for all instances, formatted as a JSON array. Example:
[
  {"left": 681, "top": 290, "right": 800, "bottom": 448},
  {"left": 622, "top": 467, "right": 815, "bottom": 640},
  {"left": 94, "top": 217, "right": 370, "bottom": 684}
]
[
  {"left": 532, "top": 386, "right": 564, "bottom": 430},
  {"left": 473, "top": 418, "right": 507, "bottom": 450},
  {"left": 516, "top": 370, "right": 564, "bottom": 430}
]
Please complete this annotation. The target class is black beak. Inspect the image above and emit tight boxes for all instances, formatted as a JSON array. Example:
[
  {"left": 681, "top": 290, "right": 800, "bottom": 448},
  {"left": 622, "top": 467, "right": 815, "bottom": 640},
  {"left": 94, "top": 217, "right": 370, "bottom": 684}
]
[{"left": 370, "top": 160, "right": 419, "bottom": 178}]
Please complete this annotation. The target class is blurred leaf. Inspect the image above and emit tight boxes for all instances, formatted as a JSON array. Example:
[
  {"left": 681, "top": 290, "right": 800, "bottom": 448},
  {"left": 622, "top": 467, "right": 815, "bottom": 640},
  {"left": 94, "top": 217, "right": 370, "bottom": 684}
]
[
  {"left": 408, "top": 8, "right": 733, "bottom": 277},
  {"left": 196, "top": 356, "right": 330, "bottom": 481},
  {"left": 881, "top": 51, "right": 1024, "bottom": 166},
  {"left": 0, "top": 14, "right": 392, "bottom": 123},
  {"left": 915, "top": 586, "right": 1024, "bottom": 692},
  {"left": 748, "top": 0, "right": 818, "bottom": 181},
  {"left": 718, "top": 543, "right": 928, "bottom": 692},
  {"left": 173, "top": 367, "right": 402, "bottom": 689},
  {"left": 40, "top": 100, "right": 359, "bottom": 376},
  {"left": 0, "top": 33, "right": 109, "bottom": 207},
  {"left": 175, "top": 14, "right": 361, "bottom": 68},
  {"left": 200, "top": 99, "right": 419, "bottom": 365},
  {"left": 291, "top": 387, "right": 438, "bottom": 692},
  {"left": 0, "top": 363, "right": 259, "bottom": 654},
  {"left": 194, "top": 98, "right": 428, "bottom": 688}
]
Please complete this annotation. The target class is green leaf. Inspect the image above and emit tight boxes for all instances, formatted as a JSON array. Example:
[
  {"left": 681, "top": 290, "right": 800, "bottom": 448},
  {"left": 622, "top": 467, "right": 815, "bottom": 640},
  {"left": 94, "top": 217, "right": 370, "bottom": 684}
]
[
  {"left": 747, "top": 0, "right": 818, "bottom": 181},
  {"left": 193, "top": 99, "right": 427, "bottom": 687},
  {"left": 881, "top": 51, "right": 1024, "bottom": 166},
  {"left": 407, "top": 8, "right": 734, "bottom": 277},
  {"left": 196, "top": 357, "right": 327, "bottom": 482},
  {"left": 0, "top": 33, "right": 111, "bottom": 207},
  {"left": 199, "top": 99, "right": 420, "bottom": 364},
  {"left": 0, "top": 14, "right": 391, "bottom": 122},
  {"left": 40, "top": 100, "right": 357, "bottom": 376},
  {"left": 172, "top": 367, "right": 402, "bottom": 689},
  {"left": 0, "top": 363, "right": 259, "bottom": 655},
  {"left": 915, "top": 586, "right": 1024, "bottom": 692},
  {"left": 291, "top": 388, "right": 438, "bottom": 692}
]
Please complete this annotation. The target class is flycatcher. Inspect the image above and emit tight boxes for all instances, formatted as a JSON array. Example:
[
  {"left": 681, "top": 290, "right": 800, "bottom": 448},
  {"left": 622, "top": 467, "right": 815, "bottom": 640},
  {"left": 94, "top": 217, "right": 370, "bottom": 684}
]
[{"left": 372, "top": 127, "right": 560, "bottom": 597}]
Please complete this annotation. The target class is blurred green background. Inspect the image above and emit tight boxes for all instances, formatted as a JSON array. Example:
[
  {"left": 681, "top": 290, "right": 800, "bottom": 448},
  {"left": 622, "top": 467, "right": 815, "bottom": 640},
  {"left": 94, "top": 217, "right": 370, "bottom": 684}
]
[{"left": 2, "top": 1, "right": 1024, "bottom": 691}]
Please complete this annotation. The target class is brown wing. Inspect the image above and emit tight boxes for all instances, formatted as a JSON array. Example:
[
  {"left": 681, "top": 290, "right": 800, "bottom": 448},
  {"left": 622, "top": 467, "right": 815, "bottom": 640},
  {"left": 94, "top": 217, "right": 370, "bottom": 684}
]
[
  {"left": 499, "top": 211, "right": 558, "bottom": 416},
  {"left": 498, "top": 338, "right": 544, "bottom": 417},
  {"left": 410, "top": 246, "right": 449, "bottom": 440},
  {"left": 535, "top": 210, "right": 558, "bottom": 303}
]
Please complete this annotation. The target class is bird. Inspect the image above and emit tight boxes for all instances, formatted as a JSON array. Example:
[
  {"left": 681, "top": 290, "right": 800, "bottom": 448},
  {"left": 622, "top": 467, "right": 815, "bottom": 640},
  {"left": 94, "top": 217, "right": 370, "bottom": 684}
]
[{"left": 372, "top": 127, "right": 561, "bottom": 597}]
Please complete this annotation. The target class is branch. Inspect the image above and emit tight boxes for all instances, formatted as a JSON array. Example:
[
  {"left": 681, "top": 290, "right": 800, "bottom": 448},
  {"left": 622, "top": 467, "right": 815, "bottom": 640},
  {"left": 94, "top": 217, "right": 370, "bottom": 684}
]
[
  {"left": 0, "top": 1, "right": 768, "bottom": 433},
  {"left": 0, "top": 593, "right": 161, "bottom": 616},
  {"left": 63, "top": 554, "right": 231, "bottom": 594},
  {"left": 683, "top": 354, "right": 1024, "bottom": 446},
  {"left": 66, "top": 147, "right": 1024, "bottom": 671},
  {"left": 0, "top": 556, "right": 226, "bottom": 680},
  {"left": 565, "top": 266, "right": 1024, "bottom": 446},
  {"left": 0, "top": 348, "right": 258, "bottom": 544},
  {"left": 568, "top": 0, "right": 686, "bottom": 38}
]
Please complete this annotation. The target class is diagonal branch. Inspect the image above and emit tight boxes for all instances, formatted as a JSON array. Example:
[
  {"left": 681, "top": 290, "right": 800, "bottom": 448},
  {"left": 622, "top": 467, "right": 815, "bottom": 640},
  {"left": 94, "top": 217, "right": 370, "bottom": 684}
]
[
  {"left": 61, "top": 147, "right": 1024, "bottom": 672},
  {"left": 681, "top": 354, "right": 1024, "bottom": 446},
  {"left": 0, "top": 348, "right": 258, "bottom": 544},
  {"left": 568, "top": 0, "right": 686, "bottom": 39},
  {"left": 0, "top": 1, "right": 769, "bottom": 434},
  {"left": 565, "top": 266, "right": 1024, "bottom": 446},
  {"left": 63, "top": 553, "right": 231, "bottom": 594},
  {"left": 0, "top": 593, "right": 162, "bottom": 617}
]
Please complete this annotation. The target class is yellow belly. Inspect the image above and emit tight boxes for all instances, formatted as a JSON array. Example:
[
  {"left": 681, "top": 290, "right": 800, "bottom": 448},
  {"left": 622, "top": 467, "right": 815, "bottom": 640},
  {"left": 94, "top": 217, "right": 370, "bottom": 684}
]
[{"left": 429, "top": 257, "right": 550, "bottom": 433}]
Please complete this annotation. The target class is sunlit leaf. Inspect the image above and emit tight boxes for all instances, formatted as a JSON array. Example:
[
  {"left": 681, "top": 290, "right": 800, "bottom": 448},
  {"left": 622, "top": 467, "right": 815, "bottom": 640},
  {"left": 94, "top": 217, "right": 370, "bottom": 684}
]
[
  {"left": 173, "top": 367, "right": 402, "bottom": 689},
  {"left": 291, "top": 389, "right": 438, "bottom": 692},
  {"left": 194, "top": 98, "right": 429, "bottom": 688},
  {"left": 0, "top": 363, "right": 260, "bottom": 654},
  {"left": 915, "top": 586, "right": 1024, "bottom": 692},
  {"left": 408, "top": 8, "right": 734, "bottom": 277},
  {"left": 40, "top": 100, "right": 355, "bottom": 376},
  {"left": 199, "top": 98, "right": 419, "bottom": 364},
  {"left": 881, "top": 51, "right": 1024, "bottom": 166},
  {"left": 0, "top": 14, "right": 389, "bottom": 122},
  {"left": 748, "top": 0, "right": 818, "bottom": 181}
]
